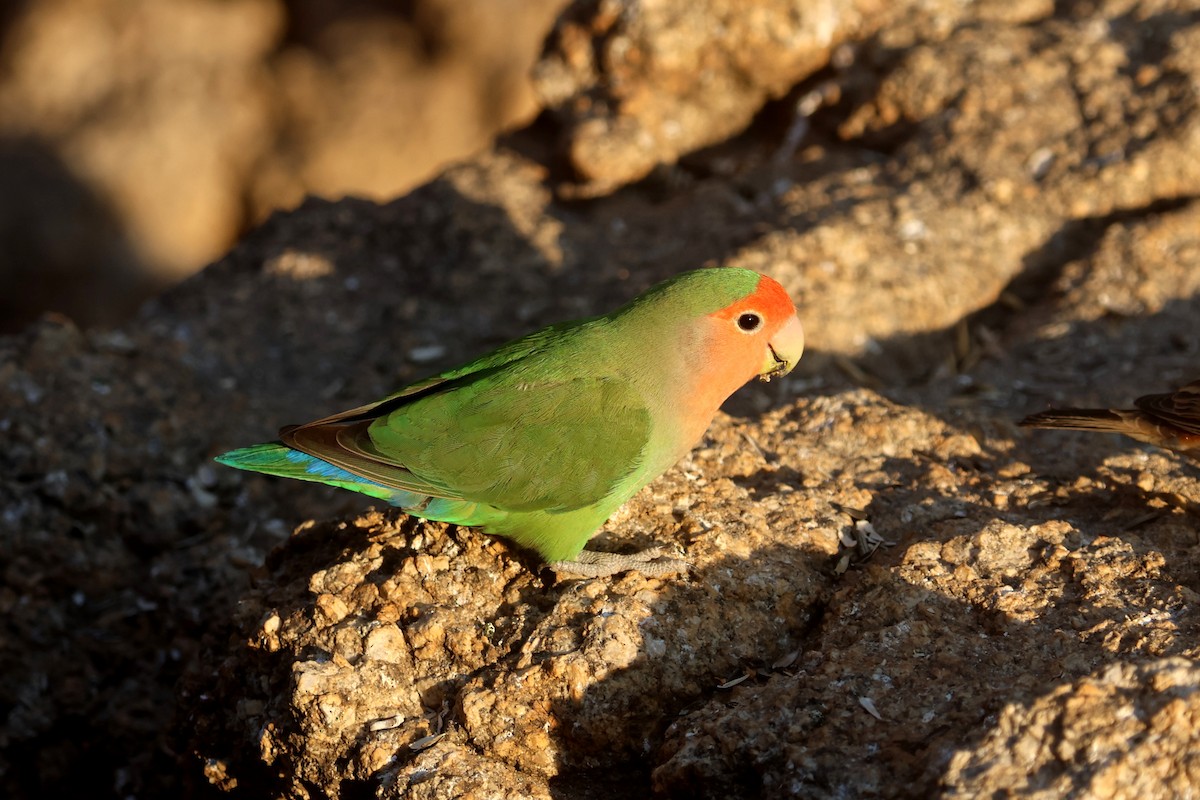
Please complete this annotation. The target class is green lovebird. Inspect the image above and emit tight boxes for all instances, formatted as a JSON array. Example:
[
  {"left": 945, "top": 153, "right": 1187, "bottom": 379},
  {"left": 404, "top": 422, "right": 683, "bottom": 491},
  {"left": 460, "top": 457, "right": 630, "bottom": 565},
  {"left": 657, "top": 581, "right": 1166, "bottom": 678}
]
[{"left": 216, "top": 268, "right": 804, "bottom": 576}]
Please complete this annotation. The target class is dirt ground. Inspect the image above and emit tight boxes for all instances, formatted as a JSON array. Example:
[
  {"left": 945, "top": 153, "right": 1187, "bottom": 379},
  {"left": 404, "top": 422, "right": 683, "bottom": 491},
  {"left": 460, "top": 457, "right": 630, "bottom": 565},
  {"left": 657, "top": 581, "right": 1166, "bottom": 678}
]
[{"left": 3, "top": 0, "right": 1200, "bottom": 798}]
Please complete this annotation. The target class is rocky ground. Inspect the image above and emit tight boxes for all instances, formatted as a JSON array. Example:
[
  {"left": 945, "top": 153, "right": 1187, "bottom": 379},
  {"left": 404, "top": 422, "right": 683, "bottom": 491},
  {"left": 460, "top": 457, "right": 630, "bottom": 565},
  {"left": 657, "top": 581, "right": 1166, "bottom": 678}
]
[{"left": 3, "top": 0, "right": 1200, "bottom": 797}]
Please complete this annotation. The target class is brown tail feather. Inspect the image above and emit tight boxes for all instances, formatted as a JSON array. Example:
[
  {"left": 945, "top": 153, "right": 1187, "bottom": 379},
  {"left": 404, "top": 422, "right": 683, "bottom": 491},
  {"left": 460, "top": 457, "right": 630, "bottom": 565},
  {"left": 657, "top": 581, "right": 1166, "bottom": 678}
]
[{"left": 1018, "top": 408, "right": 1131, "bottom": 432}]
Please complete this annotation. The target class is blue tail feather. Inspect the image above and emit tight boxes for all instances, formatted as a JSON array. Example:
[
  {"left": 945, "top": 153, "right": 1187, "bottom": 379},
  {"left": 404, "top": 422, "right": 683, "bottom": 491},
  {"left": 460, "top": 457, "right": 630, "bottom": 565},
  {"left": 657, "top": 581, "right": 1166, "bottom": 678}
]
[
  {"left": 215, "top": 442, "right": 497, "bottom": 527},
  {"left": 215, "top": 442, "right": 399, "bottom": 503}
]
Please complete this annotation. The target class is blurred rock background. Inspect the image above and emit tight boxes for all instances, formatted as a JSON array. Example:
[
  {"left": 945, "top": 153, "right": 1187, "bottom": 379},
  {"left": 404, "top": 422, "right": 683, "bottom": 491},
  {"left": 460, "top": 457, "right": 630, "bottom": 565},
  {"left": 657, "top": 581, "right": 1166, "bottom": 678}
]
[{"left": 0, "top": 0, "right": 566, "bottom": 331}]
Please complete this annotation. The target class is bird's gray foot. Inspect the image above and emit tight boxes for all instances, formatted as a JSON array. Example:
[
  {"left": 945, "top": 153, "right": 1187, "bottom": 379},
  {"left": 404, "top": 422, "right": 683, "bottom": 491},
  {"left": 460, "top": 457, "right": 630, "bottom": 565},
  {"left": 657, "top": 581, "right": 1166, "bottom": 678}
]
[{"left": 550, "top": 546, "right": 689, "bottom": 578}]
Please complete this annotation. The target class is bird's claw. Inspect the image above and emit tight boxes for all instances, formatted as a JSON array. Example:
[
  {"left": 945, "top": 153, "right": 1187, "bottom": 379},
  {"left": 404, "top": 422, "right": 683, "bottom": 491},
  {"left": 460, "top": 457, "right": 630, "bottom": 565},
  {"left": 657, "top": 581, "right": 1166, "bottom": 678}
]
[{"left": 550, "top": 546, "right": 690, "bottom": 578}]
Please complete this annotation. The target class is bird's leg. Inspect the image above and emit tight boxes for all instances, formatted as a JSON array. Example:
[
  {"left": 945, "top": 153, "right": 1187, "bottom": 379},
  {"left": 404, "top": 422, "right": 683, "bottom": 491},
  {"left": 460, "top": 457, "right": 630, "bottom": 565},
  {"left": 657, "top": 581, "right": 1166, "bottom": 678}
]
[{"left": 550, "top": 546, "right": 689, "bottom": 578}]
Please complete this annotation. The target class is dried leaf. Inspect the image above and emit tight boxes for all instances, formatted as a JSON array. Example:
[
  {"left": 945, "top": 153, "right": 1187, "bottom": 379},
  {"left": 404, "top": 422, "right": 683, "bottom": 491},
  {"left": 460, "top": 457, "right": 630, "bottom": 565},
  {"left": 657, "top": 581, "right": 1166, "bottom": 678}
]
[
  {"left": 718, "top": 673, "right": 751, "bottom": 689},
  {"left": 772, "top": 650, "right": 800, "bottom": 670},
  {"left": 408, "top": 733, "right": 446, "bottom": 751},
  {"left": 368, "top": 714, "right": 405, "bottom": 732},
  {"left": 858, "top": 695, "right": 883, "bottom": 720}
]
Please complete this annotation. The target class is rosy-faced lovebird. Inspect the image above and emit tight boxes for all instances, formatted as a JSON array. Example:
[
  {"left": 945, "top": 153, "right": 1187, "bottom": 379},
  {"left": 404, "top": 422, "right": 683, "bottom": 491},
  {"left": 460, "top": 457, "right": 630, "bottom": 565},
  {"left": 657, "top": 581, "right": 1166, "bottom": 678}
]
[{"left": 216, "top": 268, "right": 804, "bottom": 576}]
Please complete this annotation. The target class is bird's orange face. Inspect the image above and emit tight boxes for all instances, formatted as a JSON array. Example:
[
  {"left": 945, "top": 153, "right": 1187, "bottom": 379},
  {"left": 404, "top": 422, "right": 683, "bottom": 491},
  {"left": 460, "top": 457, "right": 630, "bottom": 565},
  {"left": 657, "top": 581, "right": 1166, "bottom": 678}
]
[
  {"left": 679, "top": 275, "right": 804, "bottom": 425},
  {"left": 707, "top": 274, "right": 805, "bottom": 383}
]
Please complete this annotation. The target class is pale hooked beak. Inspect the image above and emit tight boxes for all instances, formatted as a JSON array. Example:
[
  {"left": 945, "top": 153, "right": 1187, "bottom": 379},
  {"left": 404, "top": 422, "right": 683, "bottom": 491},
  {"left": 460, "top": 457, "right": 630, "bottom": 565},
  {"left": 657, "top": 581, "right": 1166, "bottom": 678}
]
[{"left": 760, "top": 313, "right": 804, "bottom": 381}]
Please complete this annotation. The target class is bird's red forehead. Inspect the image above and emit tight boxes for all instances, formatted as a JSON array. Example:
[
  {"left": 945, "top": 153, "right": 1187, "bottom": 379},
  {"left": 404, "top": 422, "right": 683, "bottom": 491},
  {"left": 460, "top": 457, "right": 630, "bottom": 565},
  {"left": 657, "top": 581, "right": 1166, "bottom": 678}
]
[{"left": 709, "top": 274, "right": 795, "bottom": 323}]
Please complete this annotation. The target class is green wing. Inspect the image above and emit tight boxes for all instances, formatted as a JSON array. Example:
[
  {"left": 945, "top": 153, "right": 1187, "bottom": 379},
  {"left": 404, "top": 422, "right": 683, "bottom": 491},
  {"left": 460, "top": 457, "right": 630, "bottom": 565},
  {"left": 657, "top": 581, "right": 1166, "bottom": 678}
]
[
  {"left": 282, "top": 322, "right": 652, "bottom": 513},
  {"left": 287, "top": 322, "right": 579, "bottom": 428}
]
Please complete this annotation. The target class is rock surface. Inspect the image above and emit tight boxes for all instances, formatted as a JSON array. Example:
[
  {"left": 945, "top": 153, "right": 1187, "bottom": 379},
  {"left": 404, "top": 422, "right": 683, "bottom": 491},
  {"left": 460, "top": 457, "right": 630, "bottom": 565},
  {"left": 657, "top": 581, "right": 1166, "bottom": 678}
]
[
  {"left": 3, "top": 0, "right": 1200, "bottom": 798},
  {"left": 533, "top": 0, "right": 1059, "bottom": 193},
  {"left": 943, "top": 658, "right": 1200, "bottom": 798}
]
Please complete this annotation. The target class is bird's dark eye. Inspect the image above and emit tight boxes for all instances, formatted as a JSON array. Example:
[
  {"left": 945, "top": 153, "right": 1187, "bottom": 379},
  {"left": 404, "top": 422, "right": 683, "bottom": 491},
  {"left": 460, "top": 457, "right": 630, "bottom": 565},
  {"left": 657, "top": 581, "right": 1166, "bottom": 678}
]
[{"left": 737, "top": 312, "right": 763, "bottom": 332}]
